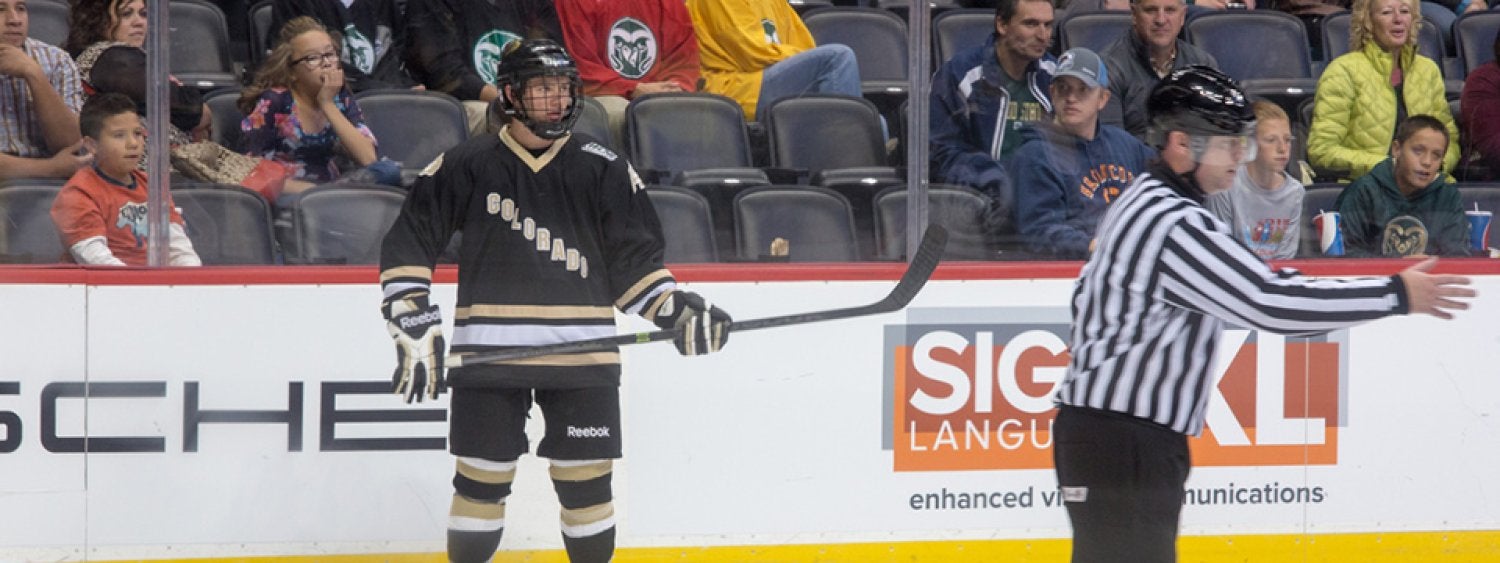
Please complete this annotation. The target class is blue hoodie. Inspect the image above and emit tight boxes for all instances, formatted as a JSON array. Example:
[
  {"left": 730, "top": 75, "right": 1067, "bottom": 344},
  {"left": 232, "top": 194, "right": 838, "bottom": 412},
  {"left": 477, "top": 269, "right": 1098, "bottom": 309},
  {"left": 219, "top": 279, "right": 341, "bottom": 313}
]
[
  {"left": 1011, "top": 120, "right": 1155, "bottom": 258},
  {"left": 929, "top": 34, "right": 1056, "bottom": 237}
]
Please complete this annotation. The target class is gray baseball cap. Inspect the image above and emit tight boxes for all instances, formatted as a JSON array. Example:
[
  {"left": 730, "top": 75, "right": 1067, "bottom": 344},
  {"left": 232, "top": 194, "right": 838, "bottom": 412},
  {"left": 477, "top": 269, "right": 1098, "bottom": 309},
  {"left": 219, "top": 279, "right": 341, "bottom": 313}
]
[{"left": 1054, "top": 47, "right": 1108, "bottom": 89}]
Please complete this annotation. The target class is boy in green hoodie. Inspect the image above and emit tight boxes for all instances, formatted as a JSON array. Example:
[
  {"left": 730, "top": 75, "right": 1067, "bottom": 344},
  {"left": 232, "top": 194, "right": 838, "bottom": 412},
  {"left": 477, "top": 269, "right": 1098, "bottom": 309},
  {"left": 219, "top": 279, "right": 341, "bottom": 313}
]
[{"left": 1335, "top": 114, "right": 1470, "bottom": 257}]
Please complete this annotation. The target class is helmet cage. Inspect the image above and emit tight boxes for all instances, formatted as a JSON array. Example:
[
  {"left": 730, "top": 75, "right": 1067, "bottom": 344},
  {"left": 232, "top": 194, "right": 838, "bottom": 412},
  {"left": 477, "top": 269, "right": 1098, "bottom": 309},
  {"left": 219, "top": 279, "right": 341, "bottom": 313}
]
[
  {"left": 500, "top": 71, "right": 582, "bottom": 139},
  {"left": 495, "top": 41, "right": 582, "bottom": 140}
]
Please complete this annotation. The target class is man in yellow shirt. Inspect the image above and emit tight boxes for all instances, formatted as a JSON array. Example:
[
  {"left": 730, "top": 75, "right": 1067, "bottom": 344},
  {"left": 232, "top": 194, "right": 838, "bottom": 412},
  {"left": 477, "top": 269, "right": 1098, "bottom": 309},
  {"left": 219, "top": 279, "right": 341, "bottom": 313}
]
[{"left": 686, "top": 0, "right": 860, "bottom": 120}]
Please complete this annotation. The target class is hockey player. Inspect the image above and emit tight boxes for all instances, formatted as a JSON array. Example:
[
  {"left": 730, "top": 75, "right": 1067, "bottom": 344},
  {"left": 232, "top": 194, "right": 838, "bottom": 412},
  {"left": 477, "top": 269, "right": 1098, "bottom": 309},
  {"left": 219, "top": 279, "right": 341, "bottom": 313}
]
[{"left": 377, "top": 39, "right": 732, "bottom": 563}]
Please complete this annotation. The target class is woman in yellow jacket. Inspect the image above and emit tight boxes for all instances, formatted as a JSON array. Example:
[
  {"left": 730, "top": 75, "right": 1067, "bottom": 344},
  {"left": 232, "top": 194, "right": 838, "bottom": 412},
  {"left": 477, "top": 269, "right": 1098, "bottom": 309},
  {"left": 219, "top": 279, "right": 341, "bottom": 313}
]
[
  {"left": 1308, "top": 0, "right": 1458, "bottom": 181},
  {"left": 686, "top": 0, "right": 860, "bottom": 120}
]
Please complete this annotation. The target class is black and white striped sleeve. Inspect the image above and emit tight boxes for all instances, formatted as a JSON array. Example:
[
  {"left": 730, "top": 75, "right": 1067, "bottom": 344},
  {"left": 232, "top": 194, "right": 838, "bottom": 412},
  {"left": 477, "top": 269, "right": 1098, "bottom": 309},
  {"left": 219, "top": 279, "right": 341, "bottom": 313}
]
[{"left": 1155, "top": 210, "right": 1409, "bottom": 335}]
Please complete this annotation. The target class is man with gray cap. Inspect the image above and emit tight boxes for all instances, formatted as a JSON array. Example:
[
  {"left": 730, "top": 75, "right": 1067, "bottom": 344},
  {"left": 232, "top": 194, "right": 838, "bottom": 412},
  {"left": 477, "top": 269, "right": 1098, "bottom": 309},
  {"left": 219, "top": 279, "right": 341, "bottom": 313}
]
[{"left": 1010, "top": 47, "right": 1154, "bottom": 258}]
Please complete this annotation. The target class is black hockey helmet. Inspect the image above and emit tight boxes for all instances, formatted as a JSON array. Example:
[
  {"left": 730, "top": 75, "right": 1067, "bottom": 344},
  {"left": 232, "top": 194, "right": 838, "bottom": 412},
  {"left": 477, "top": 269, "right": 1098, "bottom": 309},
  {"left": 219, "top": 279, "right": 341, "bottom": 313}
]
[
  {"left": 495, "top": 39, "right": 582, "bottom": 140},
  {"left": 1145, "top": 65, "right": 1256, "bottom": 149}
]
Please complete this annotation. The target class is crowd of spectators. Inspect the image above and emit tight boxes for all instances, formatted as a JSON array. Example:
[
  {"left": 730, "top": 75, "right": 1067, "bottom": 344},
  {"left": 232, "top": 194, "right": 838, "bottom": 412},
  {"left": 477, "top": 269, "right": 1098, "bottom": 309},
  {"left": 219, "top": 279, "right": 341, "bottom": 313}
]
[{"left": 2, "top": 0, "right": 1498, "bottom": 264}]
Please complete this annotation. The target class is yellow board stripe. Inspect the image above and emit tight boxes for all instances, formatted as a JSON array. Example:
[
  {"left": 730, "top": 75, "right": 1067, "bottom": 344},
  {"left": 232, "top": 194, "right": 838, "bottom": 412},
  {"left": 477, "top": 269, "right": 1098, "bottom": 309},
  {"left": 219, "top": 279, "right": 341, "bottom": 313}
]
[{"left": 87, "top": 530, "right": 1500, "bottom": 563}]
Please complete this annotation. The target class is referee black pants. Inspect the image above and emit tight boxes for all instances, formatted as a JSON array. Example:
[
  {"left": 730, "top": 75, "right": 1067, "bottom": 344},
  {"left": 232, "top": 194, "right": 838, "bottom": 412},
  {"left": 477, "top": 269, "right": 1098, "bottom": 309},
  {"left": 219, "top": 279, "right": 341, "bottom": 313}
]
[{"left": 1053, "top": 405, "right": 1190, "bottom": 563}]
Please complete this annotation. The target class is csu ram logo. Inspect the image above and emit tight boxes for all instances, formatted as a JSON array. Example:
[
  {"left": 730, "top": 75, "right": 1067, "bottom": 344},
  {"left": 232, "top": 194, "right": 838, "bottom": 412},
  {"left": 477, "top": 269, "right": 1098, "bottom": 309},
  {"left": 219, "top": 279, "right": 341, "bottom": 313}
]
[
  {"left": 608, "top": 17, "right": 657, "bottom": 80},
  {"left": 882, "top": 307, "right": 1349, "bottom": 472},
  {"left": 474, "top": 29, "right": 523, "bottom": 85}
]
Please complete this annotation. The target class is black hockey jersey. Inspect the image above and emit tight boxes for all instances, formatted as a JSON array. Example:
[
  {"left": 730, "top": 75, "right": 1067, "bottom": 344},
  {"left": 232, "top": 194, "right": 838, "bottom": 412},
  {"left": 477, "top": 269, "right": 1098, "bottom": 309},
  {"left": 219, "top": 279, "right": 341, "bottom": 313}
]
[
  {"left": 379, "top": 128, "right": 676, "bottom": 388},
  {"left": 404, "top": 0, "right": 563, "bottom": 100}
]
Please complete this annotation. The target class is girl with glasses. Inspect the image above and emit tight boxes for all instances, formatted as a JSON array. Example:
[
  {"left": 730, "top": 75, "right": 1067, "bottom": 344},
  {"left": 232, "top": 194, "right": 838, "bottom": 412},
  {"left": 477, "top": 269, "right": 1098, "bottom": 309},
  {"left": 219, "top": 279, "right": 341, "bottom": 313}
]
[{"left": 239, "top": 16, "right": 397, "bottom": 195}]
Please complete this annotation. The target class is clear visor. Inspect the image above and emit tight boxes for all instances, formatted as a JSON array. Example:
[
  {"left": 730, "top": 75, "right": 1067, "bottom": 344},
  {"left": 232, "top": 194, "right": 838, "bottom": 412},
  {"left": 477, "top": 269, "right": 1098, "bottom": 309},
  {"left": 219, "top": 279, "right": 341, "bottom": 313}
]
[{"left": 1189, "top": 134, "right": 1257, "bottom": 167}]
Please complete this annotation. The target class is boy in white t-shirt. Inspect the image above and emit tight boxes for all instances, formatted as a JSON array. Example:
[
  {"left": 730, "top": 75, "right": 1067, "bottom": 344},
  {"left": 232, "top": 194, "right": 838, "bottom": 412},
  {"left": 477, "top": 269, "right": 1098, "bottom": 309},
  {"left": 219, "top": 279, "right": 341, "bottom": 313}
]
[{"left": 1205, "top": 100, "right": 1306, "bottom": 259}]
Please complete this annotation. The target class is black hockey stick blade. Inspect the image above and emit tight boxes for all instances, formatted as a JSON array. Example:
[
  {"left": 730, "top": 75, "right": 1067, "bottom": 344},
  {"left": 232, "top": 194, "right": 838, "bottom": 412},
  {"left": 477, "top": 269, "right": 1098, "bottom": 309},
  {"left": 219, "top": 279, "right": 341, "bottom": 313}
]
[{"left": 447, "top": 224, "right": 947, "bottom": 368}]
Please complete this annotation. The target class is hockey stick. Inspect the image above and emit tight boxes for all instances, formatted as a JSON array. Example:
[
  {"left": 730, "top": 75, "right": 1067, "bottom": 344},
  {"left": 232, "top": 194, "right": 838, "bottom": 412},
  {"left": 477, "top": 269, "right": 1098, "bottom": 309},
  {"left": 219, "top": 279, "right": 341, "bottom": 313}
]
[{"left": 447, "top": 224, "right": 948, "bottom": 368}]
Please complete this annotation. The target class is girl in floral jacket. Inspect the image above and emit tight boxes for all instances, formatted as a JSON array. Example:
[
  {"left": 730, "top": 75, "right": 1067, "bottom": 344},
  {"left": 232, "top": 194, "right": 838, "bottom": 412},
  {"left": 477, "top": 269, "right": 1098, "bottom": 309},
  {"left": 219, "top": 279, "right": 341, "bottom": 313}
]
[{"left": 239, "top": 16, "right": 397, "bottom": 192}]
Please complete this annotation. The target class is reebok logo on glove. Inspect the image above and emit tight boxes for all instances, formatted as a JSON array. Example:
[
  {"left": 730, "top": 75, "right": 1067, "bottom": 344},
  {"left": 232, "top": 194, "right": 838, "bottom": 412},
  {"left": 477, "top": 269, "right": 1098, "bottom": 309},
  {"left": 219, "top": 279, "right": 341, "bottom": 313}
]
[
  {"left": 399, "top": 309, "right": 443, "bottom": 329},
  {"left": 386, "top": 303, "right": 446, "bottom": 404}
]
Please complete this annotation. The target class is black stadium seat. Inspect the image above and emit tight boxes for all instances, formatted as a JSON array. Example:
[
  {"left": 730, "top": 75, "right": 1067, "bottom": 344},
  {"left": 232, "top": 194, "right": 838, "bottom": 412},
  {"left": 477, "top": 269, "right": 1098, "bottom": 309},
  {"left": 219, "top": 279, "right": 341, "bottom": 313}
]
[
  {"left": 789, "top": 0, "right": 835, "bottom": 16},
  {"left": 625, "top": 92, "right": 756, "bottom": 183},
  {"left": 25, "top": 0, "right": 69, "bottom": 47},
  {"left": 173, "top": 183, "right": 279, "bottom": 264},
  {"left": 0, "top": 181, "right": 64, "bottom": 264},
  {"left": 934, "top": 9, "right": 996, "bottom": 64},
  {"left": 289, "top": 184, "right": 407, "bottom": 264},
  {"left": 874, "top": 185, "right": 993, "bottom": 261},
  {"left": 169, "top": 0, "right": 241, "bottom": 90},
  {"left": 1059, "top": 11, "right": 1131, "bottom": 54},
  {"left": 876, "top": 0, "right": 961, "bottom": 22},
  {"left": 765, "top": 95, "right": 898, "bottom": 257},
  {"left": 353, "top": 90, "right": 468, "bottom": 185},
  {"left": 766, "top": 95, "right": 889, "bottom": 176},
  {"left": 733, "top": 186, "right": 859, "bottom": 262},
  {"left": 573, "top": 96, "right": 617, "bottom": 150},
  {"left": 803, "top": 7, "right": 910, "bottom": 98},
  {"left": 248, "top": 0, "right": 274, "bottom": 66},
  {"left": 204, "top": 88, "right": 248, "bottom": 152},
  {"left": 645, "top": 186, "right": 718, "bottom": 263},
  {"left": 1186, "top": 11, "right": 1318, "bottom": 115},
  {"left": 1456, "top": 11, "right": 1500, "bottom": 75}
]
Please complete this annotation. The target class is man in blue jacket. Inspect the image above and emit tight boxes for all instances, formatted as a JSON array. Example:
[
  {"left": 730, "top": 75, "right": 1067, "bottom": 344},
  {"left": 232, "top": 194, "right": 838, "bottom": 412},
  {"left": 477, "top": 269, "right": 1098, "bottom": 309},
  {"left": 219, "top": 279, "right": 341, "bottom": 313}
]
[
  {"left": 1011, "top": 47, "right": 1155, "bottom": 259},
  {"left": 929, "top": 0, "right": 1056, "bottom": 246}
]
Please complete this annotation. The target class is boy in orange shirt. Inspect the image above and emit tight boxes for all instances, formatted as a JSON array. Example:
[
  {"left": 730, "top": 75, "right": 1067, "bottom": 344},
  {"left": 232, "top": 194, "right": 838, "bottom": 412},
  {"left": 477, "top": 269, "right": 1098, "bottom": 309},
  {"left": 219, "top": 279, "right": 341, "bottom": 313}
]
[{"left": 50, "top": 93, "right": 200, "bottom": 266}]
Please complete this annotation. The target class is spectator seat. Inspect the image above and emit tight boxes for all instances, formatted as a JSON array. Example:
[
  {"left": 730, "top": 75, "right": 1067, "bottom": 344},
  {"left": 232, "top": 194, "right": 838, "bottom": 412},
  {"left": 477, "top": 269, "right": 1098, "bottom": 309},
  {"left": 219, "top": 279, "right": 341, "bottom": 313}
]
[
  {"left": 646, "top": 186, "right": 719, "bottom": 263},
  {"left": 873, "top": 184, "right": 993, "bottom": 260},
  {"left": 933, "top": 8, "right": 996, "bottom": 64},
  {"left": 353, "top": 89, "right": 468, "bottom": 186},
  {"left": 169, "top": 0, "right": 241, "bottom": 90},
  {"left": 289, "top": 183, "right": 406, "bottom": 264},
  {"left": 802, "top": 7, "right": 910, "bottom": 109},
  {"left": 25, "top": 0, "right": 69, "bottom": 47},
  {"left": 1456, "top": 10, "right": 1500, "bottom": 76},
  {"left": 174, "top": 183, "right": 278, "bottom": 264},
  {"left": 0, "top": 181, "right": 64, "bottom": 264},
  {"left": 625, "top": 92, "right": 756, "bottom": 183},
  {"left": 1058, "top": 10, "right": 1132, "bottom": 54},
  {"left": 733, "top": 186, "right": 859, "bottom": 261},
  {"left": 204, "top": 88, "right": 248, "bottom": 152}
]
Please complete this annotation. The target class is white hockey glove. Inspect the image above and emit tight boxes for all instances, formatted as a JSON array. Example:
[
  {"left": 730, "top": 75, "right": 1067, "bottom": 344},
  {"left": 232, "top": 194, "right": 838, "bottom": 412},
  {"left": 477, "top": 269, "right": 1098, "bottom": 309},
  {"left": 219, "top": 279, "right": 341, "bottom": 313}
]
[
  {"left": 653, "top": 290, "right": 732, "bottom": 356},
  {"left": 383, "top": 295, "right": 446, "bottom": 403}
]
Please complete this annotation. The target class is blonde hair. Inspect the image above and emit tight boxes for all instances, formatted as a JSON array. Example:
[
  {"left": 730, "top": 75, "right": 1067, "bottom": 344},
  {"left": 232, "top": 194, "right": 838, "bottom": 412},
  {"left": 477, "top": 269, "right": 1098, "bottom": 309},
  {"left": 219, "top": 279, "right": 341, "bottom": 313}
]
[
  {"left": 1349, "top": 0, "right": 1421, "bottom": 53},
  {"left": 238, "top": 16, "right": 334, "bottom": 114},
  {"left": 1251, "top": 100, "right": 1288, "bottom": 125}
]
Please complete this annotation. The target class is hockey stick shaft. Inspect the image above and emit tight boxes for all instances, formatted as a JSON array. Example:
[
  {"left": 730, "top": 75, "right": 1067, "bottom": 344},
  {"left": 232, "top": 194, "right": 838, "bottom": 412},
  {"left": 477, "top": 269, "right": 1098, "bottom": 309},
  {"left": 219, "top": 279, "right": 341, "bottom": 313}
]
[{"left": 447, "top": 224, "right": 948, "bottom": 368}]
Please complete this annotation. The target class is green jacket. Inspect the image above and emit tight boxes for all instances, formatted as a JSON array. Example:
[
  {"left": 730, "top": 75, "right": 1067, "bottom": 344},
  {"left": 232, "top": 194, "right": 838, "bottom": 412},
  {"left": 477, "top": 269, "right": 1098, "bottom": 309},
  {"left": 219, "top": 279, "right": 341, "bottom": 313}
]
[
  {"left": 1334, "top": 157, "right": 1470, "bottom": 257},
  {"left": 1309, "top": 41, "right": 1459, "bottom": 181}
]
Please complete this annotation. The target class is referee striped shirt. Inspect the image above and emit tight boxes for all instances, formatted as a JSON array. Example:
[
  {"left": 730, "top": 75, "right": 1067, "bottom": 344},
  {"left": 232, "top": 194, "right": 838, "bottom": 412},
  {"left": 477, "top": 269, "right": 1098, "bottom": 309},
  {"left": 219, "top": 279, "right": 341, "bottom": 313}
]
[{"left": 1056, "top": 165, "right": 1410, "bottom": 436}]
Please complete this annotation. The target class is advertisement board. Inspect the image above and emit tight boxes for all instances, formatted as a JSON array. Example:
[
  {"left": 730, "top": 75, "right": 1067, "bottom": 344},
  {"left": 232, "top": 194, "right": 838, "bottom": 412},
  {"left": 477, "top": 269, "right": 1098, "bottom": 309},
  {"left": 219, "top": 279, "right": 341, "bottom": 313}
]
[{"left": 1, "top": 267, "right": 1497, "bottom": 560}]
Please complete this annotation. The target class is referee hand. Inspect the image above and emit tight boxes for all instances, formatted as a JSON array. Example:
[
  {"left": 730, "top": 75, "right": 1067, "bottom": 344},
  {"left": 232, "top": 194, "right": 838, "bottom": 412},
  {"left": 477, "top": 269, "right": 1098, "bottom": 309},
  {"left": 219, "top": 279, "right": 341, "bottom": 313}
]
[{"left": 1397, "top": 257, "right": 1476, "bottom": 320}]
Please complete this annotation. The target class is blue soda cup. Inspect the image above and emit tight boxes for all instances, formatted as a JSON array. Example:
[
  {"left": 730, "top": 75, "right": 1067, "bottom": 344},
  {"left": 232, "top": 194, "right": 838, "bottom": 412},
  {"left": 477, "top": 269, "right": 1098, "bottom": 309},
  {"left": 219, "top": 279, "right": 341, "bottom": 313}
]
[{"left": 1313, "top": 211, "right": 1343, "bottom": 256}]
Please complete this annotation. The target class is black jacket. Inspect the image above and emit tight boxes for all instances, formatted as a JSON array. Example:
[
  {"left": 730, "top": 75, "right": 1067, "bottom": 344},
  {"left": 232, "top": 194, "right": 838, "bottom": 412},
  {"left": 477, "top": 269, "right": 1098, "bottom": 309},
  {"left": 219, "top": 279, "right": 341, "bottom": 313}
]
[
  {"left": 404, "top": 0, "right": 561, "bottom": 100},
  {"left": 271, "top": 0, "right": 417, "bottom": 92}
]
